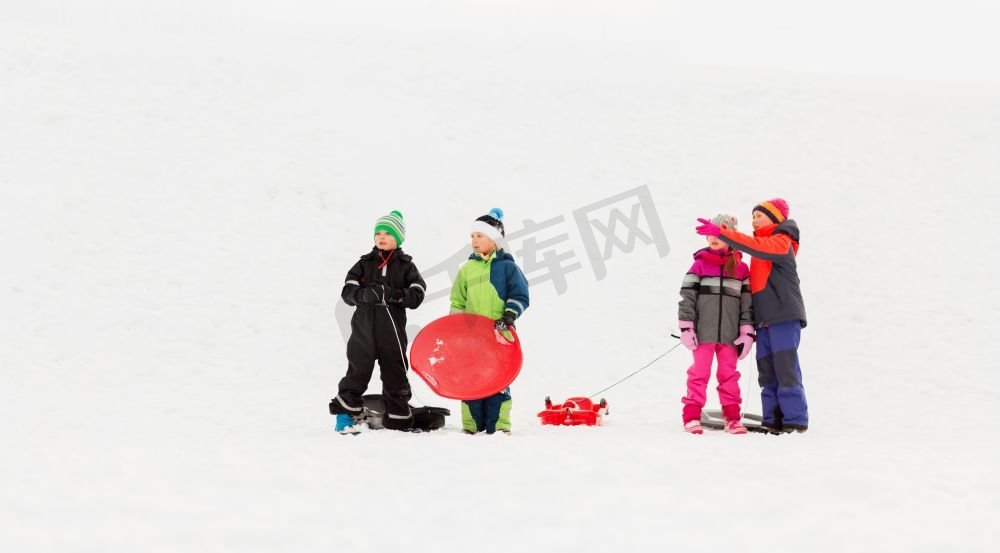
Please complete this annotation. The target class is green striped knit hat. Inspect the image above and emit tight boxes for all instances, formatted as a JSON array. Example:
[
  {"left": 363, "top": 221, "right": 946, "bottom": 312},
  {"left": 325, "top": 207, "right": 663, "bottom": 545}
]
[{"left": 374, "top": 210, "right": 406, "bottom": 246}]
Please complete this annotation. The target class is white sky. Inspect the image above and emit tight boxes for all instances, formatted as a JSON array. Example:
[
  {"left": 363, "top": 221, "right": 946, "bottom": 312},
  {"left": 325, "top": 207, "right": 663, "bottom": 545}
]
[
  {"left": 668, "top": 0, "right": 1000, "bottom": 82},
  {"left": 2, "top": 0, "right": 998, "bottom": 82}
]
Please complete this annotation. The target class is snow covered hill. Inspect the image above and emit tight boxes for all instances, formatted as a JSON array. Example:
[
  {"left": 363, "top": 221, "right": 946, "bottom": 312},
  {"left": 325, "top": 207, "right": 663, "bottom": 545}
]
[{"left": 2, "top": 1, "right": 998, "bottom": 552}]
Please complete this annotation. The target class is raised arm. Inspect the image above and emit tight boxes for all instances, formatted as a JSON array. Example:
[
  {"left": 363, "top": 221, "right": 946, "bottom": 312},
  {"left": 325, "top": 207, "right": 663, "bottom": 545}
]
[{"left": 717, "top": 228, "right": 795, "bottom": 262}]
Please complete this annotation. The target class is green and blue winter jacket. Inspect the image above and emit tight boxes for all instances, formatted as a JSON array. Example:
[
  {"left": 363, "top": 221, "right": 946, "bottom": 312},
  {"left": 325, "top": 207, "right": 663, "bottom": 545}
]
[{"left": 449, "top": 249, "right": 529, "bottom": 321}]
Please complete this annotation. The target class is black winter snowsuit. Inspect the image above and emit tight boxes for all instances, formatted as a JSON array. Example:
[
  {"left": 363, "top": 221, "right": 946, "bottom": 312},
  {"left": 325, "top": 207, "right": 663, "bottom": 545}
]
[{"left": 332, "top": 248, "right": 426, "bottom": 430}]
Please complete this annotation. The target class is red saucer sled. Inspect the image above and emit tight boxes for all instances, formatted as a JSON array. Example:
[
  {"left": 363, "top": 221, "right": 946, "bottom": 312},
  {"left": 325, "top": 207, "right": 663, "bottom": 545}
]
[
  {"left": 409, "top": 314, "right": 523, "bottom": 400},
  {"left": 537, "top": 396, "right": 609, "bottom": 426}
]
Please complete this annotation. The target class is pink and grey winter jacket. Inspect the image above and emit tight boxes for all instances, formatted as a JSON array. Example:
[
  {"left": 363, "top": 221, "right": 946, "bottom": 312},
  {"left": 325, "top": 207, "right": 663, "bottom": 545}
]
[{"left": 678, "top": 248, "right": 753, "bottom": 345}]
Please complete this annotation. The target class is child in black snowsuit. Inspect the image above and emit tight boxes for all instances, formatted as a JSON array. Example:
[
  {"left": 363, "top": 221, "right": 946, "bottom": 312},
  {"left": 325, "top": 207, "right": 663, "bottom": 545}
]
[{"left": 329, "top": 210, "right": 426, "bottom": 432}]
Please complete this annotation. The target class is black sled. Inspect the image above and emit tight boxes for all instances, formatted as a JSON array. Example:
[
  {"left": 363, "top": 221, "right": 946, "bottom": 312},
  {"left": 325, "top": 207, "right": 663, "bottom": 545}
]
[{"left": 329, "top": 394, "right": 450, "bottom": 432}]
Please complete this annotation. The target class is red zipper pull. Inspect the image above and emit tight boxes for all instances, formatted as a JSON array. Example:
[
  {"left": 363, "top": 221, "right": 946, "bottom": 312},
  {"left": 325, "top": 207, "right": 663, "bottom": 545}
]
[{"left": 377, "top": 249, "right": 394, "bottom": 270}]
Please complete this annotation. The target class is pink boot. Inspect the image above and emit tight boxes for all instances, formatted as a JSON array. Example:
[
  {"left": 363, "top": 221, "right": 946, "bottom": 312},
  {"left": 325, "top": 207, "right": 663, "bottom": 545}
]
[
  {"left": 722, "top": 404, "right": 747, "bottom": 434},
  {"left": 684, "top": 420, "right": 704, "bottom": 434},
  {"left": 724, "top": 419, "right": 747, "bottom": 434}
]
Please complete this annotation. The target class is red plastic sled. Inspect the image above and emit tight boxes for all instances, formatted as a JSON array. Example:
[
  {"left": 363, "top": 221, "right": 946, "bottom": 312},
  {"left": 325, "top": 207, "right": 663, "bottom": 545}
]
[
  {"left": 409, "top": 314, "right": 523, "bottom": 400},
  {"left": 537, "top": 396, "right": 609, "bottom": 426}
]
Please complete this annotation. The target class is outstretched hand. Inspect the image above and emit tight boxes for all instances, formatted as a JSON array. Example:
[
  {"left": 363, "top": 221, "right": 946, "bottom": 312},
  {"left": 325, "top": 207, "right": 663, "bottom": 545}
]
[{"left": 695, "top": 218, "right": 721, "bottom": 237}]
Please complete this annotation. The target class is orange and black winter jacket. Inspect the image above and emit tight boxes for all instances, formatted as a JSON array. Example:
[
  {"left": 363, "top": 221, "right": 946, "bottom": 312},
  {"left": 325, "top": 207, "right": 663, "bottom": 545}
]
[{"left": 718, "top": 219, "right": 807, "bottom": 328}]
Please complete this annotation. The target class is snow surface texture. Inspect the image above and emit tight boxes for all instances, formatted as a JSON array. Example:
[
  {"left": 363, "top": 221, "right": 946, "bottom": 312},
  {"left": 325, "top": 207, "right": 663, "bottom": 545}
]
[{"left": 3, "top": 1, "right": 999, "bottom": 552}]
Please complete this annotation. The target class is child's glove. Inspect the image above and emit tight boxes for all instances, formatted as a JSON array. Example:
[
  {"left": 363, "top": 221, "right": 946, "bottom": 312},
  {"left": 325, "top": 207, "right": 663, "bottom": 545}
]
[
  {"left": 495, "top": 311, "right": 517, "bottom": 331},
  {"left": 733, "top": 324, "right": 755, "bottom": 360},
  {"left": 358, "top": 285, "right": 385, "bottom": 304},
  {"left": 695, "top": 218, "right": 721, "bottom": 237},
  {"left": 678, "top": 321, "right": 699, "bottom": 350},
  {"left": 384, "top": 286, "right": 406, "bottom": 303}
]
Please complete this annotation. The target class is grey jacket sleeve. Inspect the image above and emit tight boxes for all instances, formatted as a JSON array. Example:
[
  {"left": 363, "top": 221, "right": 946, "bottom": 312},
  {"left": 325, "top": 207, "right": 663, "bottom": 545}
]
[{"left": 678, "top": 271, "right": 700, "bottom": 322}]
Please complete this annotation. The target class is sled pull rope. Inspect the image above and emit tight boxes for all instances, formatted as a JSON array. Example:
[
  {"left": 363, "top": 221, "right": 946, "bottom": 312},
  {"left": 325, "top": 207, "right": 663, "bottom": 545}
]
[{"left": 587, "top": 341, "right": 684, "bottom": 399}]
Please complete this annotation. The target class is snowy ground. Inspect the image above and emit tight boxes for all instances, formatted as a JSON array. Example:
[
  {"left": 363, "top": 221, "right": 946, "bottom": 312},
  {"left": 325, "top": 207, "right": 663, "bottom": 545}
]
[{"left": 2, "top": 1, "right": 999, "bottom": 552}]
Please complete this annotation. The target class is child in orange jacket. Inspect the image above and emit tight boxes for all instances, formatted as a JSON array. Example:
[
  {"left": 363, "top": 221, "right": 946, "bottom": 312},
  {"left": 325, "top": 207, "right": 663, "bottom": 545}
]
[{"left": 696, "top": 199, "right": 809, "bottom": 433}]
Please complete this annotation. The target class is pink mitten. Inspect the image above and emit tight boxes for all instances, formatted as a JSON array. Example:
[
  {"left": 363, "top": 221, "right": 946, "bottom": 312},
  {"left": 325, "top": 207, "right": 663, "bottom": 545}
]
[
  {"left": 695, "top": 218, "right": 721, "bottom": 237},
  {"left": 679, "top": 321, "right": 699, "bottom": 351},
  {"left": 733, "top": 324, "right": 755, "bottom": 360}
]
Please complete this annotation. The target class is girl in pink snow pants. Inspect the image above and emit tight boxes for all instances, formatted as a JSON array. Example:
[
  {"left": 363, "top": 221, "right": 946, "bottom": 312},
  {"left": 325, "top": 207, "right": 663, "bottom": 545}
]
[{"left": 677, "top": 214, "right": 755, "bottom": 434}]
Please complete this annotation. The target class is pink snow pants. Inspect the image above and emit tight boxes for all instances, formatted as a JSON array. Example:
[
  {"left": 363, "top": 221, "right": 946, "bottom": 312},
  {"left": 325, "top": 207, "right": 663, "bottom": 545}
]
[{"left": 682, "top": 343, "right": 742, "bottom": 423}]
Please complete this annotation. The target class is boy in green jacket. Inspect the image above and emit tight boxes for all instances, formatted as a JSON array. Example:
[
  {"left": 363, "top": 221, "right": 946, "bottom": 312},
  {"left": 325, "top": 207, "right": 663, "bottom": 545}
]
[{"left": 450, "top": 208, "right": 530, "bottom": 434}]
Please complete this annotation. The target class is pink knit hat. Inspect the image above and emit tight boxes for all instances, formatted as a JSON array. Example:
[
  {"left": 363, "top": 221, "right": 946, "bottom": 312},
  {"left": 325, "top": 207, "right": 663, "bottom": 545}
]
[{"left": 754, "top": 198, "right": 790, "bottom": 224}]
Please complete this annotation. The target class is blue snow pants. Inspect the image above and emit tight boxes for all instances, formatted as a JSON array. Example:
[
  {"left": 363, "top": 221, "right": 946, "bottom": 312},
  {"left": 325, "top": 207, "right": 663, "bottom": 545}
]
[
  {"left": 756, "top": 320, "right": 809, "bottom": 428},
  {"left": 462, "top": 387, "right": 512, "bottom": 434}
]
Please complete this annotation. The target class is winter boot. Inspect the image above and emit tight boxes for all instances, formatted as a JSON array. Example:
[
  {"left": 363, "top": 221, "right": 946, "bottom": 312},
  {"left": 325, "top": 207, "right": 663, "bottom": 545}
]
[
  {"left": 335, "top": 414, "right": 360, "bottom": 434},
  {"left": 724, "top": 419, "right": 748, "bottom": 434},
  {"left": 722, "top": 404, "right": 747, "bottom": 434},
  {"left": 761, "top": 406, "right": 784, "bottom": 434},
  {"left": 684, "top": 420, "right": 704, "bottom": 435}
]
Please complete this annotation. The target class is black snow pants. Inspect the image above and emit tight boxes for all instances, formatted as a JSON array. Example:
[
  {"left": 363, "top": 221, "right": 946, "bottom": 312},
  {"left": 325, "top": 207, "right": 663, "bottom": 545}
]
[{"left": 333, "top": 303, "right": 414, "bottom": 430}]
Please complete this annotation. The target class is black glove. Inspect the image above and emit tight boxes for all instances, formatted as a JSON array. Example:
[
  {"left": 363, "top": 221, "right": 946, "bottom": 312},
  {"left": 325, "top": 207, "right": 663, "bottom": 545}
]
[
  {"left": 494, "top": 311, "right": 517, "bottom": 331},
  {"left": 358, "top": 285, "right": 385, "bottom": 304},
  {"left": 384, "top": 286, "right": 406, "bottom": 303}
]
